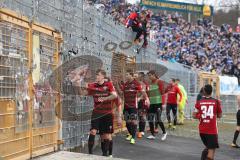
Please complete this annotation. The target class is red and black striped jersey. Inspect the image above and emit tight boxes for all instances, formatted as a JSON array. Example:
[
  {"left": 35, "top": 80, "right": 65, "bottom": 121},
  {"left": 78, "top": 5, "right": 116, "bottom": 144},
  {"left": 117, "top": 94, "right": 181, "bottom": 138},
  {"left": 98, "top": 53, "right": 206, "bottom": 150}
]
[
  {"left": 87, "top": 81, "right": 115, "bottom": 114},
  {"left": 122, "top": 79, "right": 142, "bottom": 109}
]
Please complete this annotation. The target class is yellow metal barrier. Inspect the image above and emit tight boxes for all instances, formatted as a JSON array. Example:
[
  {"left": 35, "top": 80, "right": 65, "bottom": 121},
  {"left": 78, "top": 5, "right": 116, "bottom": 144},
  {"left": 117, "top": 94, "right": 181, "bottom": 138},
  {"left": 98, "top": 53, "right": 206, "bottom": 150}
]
[
  {"left": 111, "top": 53, "right": 136, "bottom": 133},
  {"left": 0, "top": 8, "right": 62, "bottom": 160},
  {"left": 198, "top": 72, "right": 220, "bottom": 98}
]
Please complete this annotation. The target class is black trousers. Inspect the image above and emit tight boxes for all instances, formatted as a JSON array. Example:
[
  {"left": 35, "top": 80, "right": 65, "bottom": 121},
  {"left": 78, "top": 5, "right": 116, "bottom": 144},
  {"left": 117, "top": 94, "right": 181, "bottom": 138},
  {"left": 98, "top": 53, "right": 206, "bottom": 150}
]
[
  {"left": 131, "top": 26, "right": 147, "bottom": 43},
  {"left": 166, "top": 104, "right": 177, "bottom": 126},
  {"left": 131, "top": 25, "right": 143, "bottom": 40},
  {"left": 148, "top": 103, "right": 166, "bottom": 135}
]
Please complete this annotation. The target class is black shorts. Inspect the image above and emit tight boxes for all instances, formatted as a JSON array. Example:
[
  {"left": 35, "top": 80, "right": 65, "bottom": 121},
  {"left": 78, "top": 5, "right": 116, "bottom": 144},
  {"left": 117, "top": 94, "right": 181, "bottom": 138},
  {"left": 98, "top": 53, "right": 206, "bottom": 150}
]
[
  {"left": 148, "top": 103, "right": 162, "bottom": 121},
  {"left": 138, "top": 100, "right": 144, "bottom": 110},
  {"left": 166, "top": 104, "right": 177, "bottom": 111},
  {"left": 148, "top": 103, "right": 162, "bottom": 114},
  {"left": 200, "top": 133, "right": 219, "bottom": 149},
  {"left": 91, "top": 113, "right": 113, "bottom": 135},
  {"left": 138, "top": 100, "right": 148, "bottom": 113},
  {"left": 124, "top": 107, "right": 138, "bottom": 121},
  {"left": 237, "top": 110, "right": 240, "bottom": 126}
]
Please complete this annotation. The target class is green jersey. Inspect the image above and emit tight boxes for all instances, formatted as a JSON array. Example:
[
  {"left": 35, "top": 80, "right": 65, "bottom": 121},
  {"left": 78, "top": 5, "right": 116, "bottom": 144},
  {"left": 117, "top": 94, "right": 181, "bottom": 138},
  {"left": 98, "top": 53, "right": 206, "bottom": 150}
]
[{"left": 148, "top": 80, "right": 164, "bottom": 104}]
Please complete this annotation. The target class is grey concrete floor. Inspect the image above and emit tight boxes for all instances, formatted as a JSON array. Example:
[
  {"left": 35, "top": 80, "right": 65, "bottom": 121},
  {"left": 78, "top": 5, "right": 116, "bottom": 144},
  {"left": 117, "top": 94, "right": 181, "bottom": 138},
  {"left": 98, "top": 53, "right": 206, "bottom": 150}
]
[{"left": 92, "top": 133, "right": 240, "bottom": 160}]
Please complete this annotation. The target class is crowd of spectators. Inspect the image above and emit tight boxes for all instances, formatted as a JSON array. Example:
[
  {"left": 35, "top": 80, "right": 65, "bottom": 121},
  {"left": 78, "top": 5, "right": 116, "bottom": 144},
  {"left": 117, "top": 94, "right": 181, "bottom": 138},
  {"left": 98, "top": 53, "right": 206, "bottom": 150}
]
[
  {"left": 150, "top": 13, "right": 240, "bottom": 78},
  {"left": 89, "top": 0, "right": 240, "bottom": 81}
]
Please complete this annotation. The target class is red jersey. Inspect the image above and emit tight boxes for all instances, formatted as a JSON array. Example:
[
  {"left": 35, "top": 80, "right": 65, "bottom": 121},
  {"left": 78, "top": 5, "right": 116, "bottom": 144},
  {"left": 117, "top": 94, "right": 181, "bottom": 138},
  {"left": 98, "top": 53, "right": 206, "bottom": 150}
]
[
  {"left": 149, "top": 79, "right": 165, "bottom": 94},
  {"left": 123, "top": 79, "right": 142, "bottom": 109},
  {"left": 146, "top": 14, "right": 151, "bottom": 21},
  {"left": 195, "top": 97, "right": 222, "bottom": 134},
  {"left": 125, "top": 12, "right": 140, "bottom": 27},
  {"left": 113, "top": 96, "right": 122, "bottom": 107},
  {"left": 129, "top": 12, "right": 138, "bottom": 20},
  {"left": 139, "top": 80, "right": 150, "bottom": 109},
  {"left": 140, "top": 80, "right": 149, "bottom": 96},
  {"left": 162, "top": 94, "right": 167, "bottom": 105},
  {"left": 87, "top": 81, "right": 115, "bottom": 114},
  {"left": 165, "top": 84, "right": 182, "bottom": 104}
]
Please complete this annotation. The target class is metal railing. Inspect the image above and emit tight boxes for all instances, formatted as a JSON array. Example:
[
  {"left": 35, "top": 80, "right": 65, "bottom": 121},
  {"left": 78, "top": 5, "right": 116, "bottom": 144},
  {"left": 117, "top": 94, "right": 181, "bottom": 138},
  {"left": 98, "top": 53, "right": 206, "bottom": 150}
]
[{"left": 1, "top": 0, "right": 238, "bottom": 153}]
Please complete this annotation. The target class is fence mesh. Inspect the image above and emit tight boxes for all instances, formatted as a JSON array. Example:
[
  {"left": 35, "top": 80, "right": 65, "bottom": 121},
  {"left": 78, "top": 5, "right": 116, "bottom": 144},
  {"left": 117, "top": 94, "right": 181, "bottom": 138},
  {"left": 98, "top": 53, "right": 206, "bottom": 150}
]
[{"left": 0, "top": 0, "right": 238, "bottom": 153}]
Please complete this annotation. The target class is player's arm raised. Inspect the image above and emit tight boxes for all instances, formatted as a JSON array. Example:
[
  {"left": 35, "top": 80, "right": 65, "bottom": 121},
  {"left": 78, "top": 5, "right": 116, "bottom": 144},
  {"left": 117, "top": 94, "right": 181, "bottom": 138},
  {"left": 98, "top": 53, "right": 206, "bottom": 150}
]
[
  {"left": 98, "top": 91, "right": 117, "bottom": 102},
  {"left": 98, "top": 83, "right": 117, "bottom": 102},
  {"left": 68, "top": 70, "right": 89, "bottom": 96}
]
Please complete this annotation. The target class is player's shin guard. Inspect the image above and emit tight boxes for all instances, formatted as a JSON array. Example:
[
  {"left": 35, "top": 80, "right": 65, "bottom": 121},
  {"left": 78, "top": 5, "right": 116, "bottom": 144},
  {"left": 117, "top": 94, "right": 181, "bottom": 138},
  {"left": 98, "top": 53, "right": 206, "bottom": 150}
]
[
  {"left": 159, "top": 122, "right": 166, "bottom": 134},
  {"left": 233, "top": 130, "right": 239, "bottom": 144},
  {"left": 139, "top": 118, "right": 146, "bottom": 132},
  {"left": 88, "top": 134, "right": 95, "bottom": 154},
  {"left": 109, "top": 140, "right": 113, "bottom": 155},
  {"left": 101, "top": 141, "right": 104, "bottom": 154},
  {"left": 126, "top": 122, "right": 131, "bottom": 135},
  {"left": 155, "top": 121, "right": 158, "bottom": 129},
  {"left": 132, "top": 124, "right": 137, "bottom": 139},
  {"left": 149, "top": 121, "right": 155, "bottom": 136},
  {"left": 102, "top": 139, "right": 110, "bottom": 156},
  {"left": 201, "top": 148, "right": 208, "bottom": 160}
]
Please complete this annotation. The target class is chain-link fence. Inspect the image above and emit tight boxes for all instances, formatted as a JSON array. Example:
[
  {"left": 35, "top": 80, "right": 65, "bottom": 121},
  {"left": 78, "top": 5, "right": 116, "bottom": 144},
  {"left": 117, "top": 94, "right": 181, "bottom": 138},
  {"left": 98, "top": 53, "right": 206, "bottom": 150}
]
[
  {"left": 1, "top": 0, "right": 238, "bottom": 155},
  {"left": 154, "top": 60, "right": 199, "bottom": 119},
  {"left": 0, "top": 7, "right": 62, "bottom": 159}
]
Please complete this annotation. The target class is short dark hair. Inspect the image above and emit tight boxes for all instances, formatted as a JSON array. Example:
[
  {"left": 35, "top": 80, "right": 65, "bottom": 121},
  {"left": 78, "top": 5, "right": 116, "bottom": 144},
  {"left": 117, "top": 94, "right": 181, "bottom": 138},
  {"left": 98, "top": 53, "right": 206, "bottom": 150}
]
[
  {"left": 138, "top": 72, "right": 145, "bottom": 77},
  {"left": 126, "top": 69, "right": 134, "bottom": 76},
  {"left": 176, "top": 78, "right": 180, "bottom": 82},
  {"left": 147, "top": 70, "right": 158, "bottom": 78},
  {"left": 96, "top": 69, "right": 106, "bottom": 77},
  {"left": 204, "top": 84, "right": 212, "bottom": 95},
  {"left": 171, "top": 78, "right": 176, "bottom": 82}
]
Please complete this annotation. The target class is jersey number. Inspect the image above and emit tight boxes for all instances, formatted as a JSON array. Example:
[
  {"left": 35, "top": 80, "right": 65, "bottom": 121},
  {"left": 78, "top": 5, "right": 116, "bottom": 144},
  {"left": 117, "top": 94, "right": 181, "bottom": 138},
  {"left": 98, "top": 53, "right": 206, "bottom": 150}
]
[{"left": 201, "top": 105, "right": 214, "bottom": 119}]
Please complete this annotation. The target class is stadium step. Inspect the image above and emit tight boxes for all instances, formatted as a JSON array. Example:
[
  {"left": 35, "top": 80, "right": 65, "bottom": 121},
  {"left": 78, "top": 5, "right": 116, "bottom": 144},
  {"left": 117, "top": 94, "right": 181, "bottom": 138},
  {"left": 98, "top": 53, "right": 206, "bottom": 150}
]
[{"left": 34, "top": 151, "right": 128, "bottom": 160}]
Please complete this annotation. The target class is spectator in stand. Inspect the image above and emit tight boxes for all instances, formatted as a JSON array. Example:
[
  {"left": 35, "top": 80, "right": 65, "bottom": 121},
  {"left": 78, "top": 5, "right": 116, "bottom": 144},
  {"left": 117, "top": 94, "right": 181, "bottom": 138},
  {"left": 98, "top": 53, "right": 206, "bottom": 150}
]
[
  {"left": 92, "top": 0, "right": 240, "bottom": 82},
  {"left": 138, "top": 10, "right": 151, "bottom": 47},
  {"left": 125, "top": 10, "right": 142, "bottom": 44}
]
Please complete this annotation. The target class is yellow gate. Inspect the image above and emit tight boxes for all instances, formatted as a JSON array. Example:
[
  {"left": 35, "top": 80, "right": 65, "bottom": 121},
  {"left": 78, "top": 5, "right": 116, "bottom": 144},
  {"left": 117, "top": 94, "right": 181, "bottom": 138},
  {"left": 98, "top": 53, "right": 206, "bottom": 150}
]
[
  {"left": 198, "top": 72, "right": 220, "bottom": 99},
  {"left": 0, "top": 8, "right": 62, "bottom": 160},
  {"left": 111, "top": 52, "right": 136, "bottom": 133}
]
